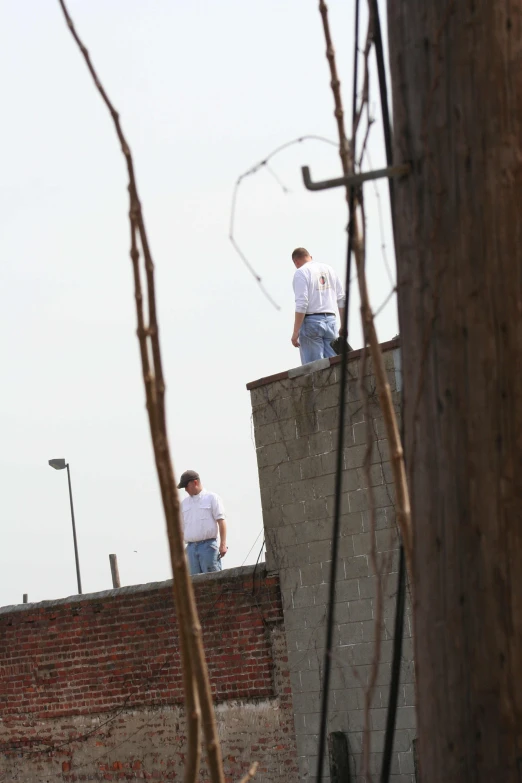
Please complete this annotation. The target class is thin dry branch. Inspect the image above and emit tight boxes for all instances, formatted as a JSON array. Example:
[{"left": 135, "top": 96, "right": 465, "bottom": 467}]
[
  {"left": 56, "top": 3, "right": 223, "bottom": 782},
  {"left": 317, "top": 0, "right": 413, "bottom": 584},
  {"left": 353, "top": 17, "right": 375, "bottom": 142},
  {"left": 317, "top": 4, "right": 414, "bottom": 774},
  {"left": 318, "top": 2, "right": 413, "bottom": 776},
  {"left": 358, "top": 114, "right": 375, "bottom": 170},
  {"left": 130, "top": 206, "right": 203, "bottom": 783},
  {"left": 173, "top": 579, "right": 202, "bottom": 783},
  {"left": 318, "top": 5, "right": 351, "bottom": 185},
  {"left": 238, "top": 762, "right": 259, "bottom": 783}
]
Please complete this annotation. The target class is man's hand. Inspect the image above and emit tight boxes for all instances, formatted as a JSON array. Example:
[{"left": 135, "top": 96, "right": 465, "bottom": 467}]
[
  {"left": 217, "top": 518, "right": 227, "bottom": 558},
  {"left": 292, "top": 312, "right": 305, "bottom": 348}
]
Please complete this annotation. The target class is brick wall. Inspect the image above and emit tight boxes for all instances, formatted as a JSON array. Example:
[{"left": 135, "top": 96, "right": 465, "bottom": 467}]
[
  {"left": 247, "top": 343, "right": 416, "bottom": 782},
  {"left": 0, "top": 565, "right": 298, "bottom": 782}
]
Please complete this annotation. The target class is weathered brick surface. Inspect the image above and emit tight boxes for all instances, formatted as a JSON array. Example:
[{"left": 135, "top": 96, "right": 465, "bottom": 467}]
[
  {"left": 249, "top": 348, "right": 416, "bottom": 782},
  {"left": 0, "top": 566, "right": 298, "bottom": 782}
]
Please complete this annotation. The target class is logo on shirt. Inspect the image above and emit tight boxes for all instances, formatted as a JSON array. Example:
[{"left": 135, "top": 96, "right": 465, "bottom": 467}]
[{"left": 317, "top": 273, "right": 331, "bottom": 291}]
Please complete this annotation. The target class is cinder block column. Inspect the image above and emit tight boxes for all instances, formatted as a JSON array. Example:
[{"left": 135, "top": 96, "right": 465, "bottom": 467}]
[{"left": 248, "top": 343, "right": 416, "bottom": 782}]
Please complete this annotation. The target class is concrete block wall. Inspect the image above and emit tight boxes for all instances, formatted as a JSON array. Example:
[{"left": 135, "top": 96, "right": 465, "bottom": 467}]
[{"left": 248, "top": 341, "right": 416, "bottom": 782}]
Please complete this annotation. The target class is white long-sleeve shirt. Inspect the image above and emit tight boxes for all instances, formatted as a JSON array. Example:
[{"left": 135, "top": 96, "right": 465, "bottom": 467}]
[{"left": 293, "top": 261, "right": 346, "bottom": 314}]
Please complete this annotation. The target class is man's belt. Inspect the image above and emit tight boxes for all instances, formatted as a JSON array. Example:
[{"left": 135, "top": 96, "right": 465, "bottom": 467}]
[{"left": 305, "top": 312, "right": 335, "bottom": 317}]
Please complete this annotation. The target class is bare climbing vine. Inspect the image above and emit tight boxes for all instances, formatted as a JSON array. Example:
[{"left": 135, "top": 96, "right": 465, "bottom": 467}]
[
  {"left": 316, "top": 0, "right": 414, "bottom": 779},
  {"left": 56, "top": 3, "right": 231, "bottom": 782}
]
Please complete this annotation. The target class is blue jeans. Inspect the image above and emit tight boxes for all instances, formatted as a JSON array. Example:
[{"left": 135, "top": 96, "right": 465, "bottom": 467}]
[
  {"left": 186, "top": 539, "right": 222, "bottom": 575},
  {"left": 299, "top": 314, "right": 338, "bottom": 365}
]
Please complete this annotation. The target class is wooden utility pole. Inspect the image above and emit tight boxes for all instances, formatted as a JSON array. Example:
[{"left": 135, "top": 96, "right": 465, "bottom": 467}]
[{"left": 387, "top": 3, "right": 522, "bottom": 781}]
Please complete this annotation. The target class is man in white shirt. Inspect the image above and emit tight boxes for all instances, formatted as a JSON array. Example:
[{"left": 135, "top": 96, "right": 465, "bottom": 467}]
[
  {"left": 178, "top": 470, "right": 228, "bottom": 575},
  {"left": 291, "top": 247, "right": 347, "bottom": 365}
]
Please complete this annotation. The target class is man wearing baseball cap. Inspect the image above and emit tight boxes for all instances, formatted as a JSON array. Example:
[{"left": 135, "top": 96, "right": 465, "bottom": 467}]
[{"left": 177, "top": 470, "right": 228, "bottom": 575}]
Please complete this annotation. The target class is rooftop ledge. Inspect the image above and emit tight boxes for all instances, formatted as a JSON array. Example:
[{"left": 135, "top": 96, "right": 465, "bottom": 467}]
[
  {"left": 0, "top": 563, "right": 266, "bottom": 616},
  {"left": 246, "top": 337, "right": 400, "bottom": 391}
]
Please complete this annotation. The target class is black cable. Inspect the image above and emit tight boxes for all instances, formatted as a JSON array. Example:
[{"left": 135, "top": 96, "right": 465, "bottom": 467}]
[
  {"left": 380, "top": 546, "right": 406, "bottom": 782},
  {"left": 369, "top": 2, "right": 408, "bottom": 780},
  {"left": 251, "top": 536, "right": 266, "bottom": 595},
  {"left": 316, "top": 2, "right": 360, "bottom": 780},
  {"left": 371, "top": 0, "right": 395, "bottom": 220}
]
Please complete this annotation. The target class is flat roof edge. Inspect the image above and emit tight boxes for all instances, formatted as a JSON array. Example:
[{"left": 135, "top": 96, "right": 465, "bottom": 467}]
[
  {"left": 246, "top": 338, "right": 400, "bottom": 391},
  {"left": 0, "top": 563, "right": 268, "bottom": 616}
]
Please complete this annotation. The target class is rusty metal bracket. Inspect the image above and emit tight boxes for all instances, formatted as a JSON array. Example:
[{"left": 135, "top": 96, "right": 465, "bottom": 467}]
[{"left": 301, "top": 163, "right": 410, "bottom": 192}]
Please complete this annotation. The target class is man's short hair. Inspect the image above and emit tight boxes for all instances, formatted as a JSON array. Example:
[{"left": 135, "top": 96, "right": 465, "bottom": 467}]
[{"left": 292, "top": 247, "right": 311, "bottom": 261}]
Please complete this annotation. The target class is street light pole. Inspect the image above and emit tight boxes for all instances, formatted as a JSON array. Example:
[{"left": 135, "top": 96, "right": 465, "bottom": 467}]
[
  {"left": 48, "top": 458, "right": 83, "bottom": 595},
  {"left": 66, "top": 463, "right": 82, "bottom": 595}
]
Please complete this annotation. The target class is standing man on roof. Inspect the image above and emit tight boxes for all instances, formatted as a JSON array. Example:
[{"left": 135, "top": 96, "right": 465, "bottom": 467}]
[
  {"left": 178, "top": 470, "right": 228, "bottom": 575},
  {"left": 291, "top": 247, "right": 347, "bottom": 365}
]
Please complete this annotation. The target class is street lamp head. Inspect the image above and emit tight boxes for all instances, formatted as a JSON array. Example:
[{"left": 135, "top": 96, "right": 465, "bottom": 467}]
[{"left": 48, "top": 458, "right": 67, "bottom": 471}]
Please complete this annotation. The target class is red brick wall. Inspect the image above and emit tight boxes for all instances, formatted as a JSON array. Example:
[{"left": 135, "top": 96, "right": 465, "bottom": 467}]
[
  {"left": 0, "top": 570, "right": 280, "bottom": 719},
  {"left": 0, "top": 567, "right": 298, "bottom": 783}
]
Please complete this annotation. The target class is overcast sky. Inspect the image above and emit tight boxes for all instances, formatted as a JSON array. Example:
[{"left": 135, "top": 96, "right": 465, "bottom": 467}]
[{"left": 0, "top": 0, "right": 397, "bottom": 607}]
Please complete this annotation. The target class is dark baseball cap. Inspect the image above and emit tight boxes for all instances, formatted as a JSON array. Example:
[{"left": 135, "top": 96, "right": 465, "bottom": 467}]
[{"left": 177, "top": 470, "right": 200, "bottom": 489}]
